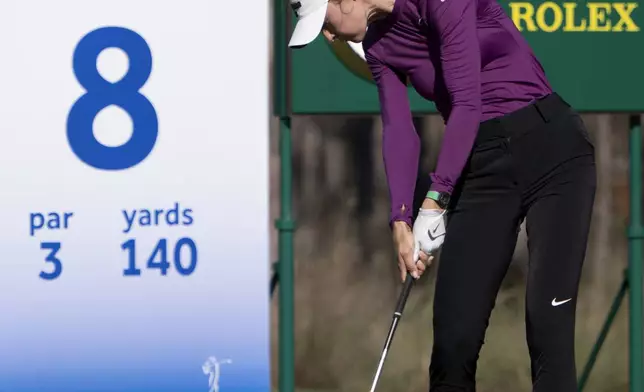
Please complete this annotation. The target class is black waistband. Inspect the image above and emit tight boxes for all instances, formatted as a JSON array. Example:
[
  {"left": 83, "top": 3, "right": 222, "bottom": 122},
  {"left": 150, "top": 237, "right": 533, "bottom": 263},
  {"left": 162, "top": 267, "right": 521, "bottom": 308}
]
[{"left": 475, "top": 92, "right": 570, "bottom": 145}]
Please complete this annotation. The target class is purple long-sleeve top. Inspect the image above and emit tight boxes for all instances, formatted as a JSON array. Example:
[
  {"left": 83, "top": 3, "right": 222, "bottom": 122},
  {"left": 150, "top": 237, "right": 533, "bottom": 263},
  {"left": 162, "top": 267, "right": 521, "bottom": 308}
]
[{"left": 363, "top": 0, "right": 552, "bottom": 227}]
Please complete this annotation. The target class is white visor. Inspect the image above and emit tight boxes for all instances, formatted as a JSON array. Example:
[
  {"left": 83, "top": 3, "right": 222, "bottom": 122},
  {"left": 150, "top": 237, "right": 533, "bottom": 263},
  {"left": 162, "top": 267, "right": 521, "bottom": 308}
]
[{"left": 288, "top": 0, "right": 329, "bottom": 48}]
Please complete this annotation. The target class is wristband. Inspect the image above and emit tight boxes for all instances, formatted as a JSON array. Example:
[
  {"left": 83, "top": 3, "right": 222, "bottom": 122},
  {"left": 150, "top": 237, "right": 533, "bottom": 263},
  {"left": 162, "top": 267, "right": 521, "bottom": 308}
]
[{"left": 426, "top": 190, "right": 450, "bottom": 209}]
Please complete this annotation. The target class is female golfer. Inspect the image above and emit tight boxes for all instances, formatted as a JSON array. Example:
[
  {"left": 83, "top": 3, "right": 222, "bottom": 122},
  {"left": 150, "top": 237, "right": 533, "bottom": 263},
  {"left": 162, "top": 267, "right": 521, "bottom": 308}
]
[{"left": 288, "top": 0, "right": 596, "bottom": 390}]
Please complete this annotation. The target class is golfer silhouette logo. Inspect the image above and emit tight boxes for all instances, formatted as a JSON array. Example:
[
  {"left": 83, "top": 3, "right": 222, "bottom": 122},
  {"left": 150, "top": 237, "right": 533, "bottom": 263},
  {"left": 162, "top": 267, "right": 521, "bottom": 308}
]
[{"left": 202, "top": 356, "right": 232, "bottom": 392}]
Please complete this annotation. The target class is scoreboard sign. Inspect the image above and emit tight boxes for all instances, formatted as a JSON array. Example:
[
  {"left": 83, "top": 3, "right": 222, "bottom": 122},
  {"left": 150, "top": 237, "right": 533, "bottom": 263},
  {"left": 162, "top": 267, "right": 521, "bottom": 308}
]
[
  {"left": 0, "top": 1, "right": 270, "bottom": 391},
  {"left": 290, "top": 0, "right": 644, "bottom": 114}
]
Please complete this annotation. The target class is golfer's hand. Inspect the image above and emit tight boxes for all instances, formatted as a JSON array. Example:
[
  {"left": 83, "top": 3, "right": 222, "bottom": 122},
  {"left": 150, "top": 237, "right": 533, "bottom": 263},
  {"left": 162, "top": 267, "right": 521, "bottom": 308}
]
[
  {"left": 412, "top": 206, "right": 447, "bottom": 262},
  {"left": 392, "top": 221, "right": 433, "bottom": 282}
]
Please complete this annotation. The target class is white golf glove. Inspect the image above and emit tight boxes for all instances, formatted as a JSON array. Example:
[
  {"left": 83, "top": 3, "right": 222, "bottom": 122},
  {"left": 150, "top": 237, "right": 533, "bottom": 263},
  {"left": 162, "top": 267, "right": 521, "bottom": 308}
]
[{"left": 412, "top": 208, "right": 447, "bottom": 262}]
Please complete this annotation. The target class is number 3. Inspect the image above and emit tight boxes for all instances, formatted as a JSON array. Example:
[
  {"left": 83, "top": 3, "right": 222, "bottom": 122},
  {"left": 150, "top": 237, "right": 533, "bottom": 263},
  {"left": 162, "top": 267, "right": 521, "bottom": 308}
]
[
  {"left": 40, "top": 242, "right": 62, "bottom": 280},
  {"left": 67, "top": 26, "right": 158, "bottom": 171}
]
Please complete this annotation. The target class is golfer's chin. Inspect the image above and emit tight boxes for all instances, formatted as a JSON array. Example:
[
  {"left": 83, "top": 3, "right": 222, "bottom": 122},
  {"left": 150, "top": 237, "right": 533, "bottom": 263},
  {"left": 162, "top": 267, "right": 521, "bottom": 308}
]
[
  {"left": 348, "top": 34, "right": 365, "bottom": 43},
  {"left": 338, "top": 31, "right": 366, "bottom": 44}
]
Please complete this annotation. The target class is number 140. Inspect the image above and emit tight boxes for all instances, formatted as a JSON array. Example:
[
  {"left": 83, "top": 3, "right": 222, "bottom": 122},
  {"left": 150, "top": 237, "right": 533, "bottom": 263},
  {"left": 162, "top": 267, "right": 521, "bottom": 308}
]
[{"left": 122, "top": 238, "right": 197, "bottom": 276}]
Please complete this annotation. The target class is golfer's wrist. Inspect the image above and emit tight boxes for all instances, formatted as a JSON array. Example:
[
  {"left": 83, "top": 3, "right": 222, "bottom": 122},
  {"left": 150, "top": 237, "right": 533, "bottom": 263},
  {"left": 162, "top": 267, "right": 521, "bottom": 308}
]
[
  {"left": 392, "top": 220, "right": 411, "bottom": 232},
  {"left": 421, "top": 198, "right": 442, "bottom": 210}
]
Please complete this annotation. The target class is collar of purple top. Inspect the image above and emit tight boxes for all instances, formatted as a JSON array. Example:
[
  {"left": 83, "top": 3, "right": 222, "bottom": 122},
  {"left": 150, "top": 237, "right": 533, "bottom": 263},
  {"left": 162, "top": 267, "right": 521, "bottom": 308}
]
[{"left": 390, "top": 0, "right": 407, "bottom": 22}]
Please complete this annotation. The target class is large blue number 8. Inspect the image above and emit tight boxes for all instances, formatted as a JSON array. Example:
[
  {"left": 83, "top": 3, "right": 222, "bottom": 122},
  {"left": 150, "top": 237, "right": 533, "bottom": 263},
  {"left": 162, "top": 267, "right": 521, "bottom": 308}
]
[{"left": 67, "top": 26, "right": 158, "bottom": 170}]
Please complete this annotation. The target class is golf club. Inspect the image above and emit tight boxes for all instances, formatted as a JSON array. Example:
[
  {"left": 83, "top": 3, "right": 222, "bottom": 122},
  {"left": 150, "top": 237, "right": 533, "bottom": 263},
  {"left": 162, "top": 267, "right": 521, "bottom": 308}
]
[{"left": 369, "top": 273, "right": 415, "bottom": 392}]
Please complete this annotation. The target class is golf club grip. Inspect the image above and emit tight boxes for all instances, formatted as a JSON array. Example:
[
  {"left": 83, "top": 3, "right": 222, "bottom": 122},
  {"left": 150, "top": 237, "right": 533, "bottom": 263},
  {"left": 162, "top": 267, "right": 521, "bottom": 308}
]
[{"left": 394, "top": 274, "right": 414, "bottom": 315}]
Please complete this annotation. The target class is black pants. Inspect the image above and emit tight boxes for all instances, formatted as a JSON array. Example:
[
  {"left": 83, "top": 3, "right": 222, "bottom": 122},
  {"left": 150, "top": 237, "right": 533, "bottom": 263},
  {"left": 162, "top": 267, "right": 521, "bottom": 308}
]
[{"left": 429, "top": 93, "right": 596, "bottom": 392}]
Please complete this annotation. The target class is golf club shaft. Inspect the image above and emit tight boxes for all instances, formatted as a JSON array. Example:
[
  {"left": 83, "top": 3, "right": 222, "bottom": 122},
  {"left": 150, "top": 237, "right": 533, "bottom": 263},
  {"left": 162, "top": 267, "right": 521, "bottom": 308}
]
[{"left": 369, "top": 274, "right": 415, "bottom": 392}]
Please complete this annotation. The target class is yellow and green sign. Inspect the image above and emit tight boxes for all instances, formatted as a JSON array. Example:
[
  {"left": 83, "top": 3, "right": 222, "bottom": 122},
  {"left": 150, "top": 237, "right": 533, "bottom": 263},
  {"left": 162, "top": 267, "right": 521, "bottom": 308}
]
[{"left": 290, "top": 0, "right": 643, "bottom": 114}]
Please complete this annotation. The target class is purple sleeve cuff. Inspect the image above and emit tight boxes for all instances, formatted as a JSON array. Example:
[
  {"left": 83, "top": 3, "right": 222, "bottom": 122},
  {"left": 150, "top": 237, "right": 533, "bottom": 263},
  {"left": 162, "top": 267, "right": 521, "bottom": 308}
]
[
  {"left": 428, "top": 175, "right": 454, "bottom": 194},
  {"left": 389, "top": 207, "right": 413, "bottom": 229}
]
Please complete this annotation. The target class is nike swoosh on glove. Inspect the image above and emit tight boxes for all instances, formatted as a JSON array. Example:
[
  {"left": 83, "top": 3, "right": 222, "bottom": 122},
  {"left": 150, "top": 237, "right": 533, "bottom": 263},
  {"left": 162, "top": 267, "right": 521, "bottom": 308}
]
[{"left": 412, "top": 208, "right": 447, "bottom": 262}]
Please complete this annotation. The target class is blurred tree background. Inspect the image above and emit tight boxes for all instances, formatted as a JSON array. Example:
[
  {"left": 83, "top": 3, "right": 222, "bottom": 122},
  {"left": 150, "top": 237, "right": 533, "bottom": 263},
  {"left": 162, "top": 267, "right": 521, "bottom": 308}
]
[{"left": 268, "top": 112, "right": 638, "bottom": 392}]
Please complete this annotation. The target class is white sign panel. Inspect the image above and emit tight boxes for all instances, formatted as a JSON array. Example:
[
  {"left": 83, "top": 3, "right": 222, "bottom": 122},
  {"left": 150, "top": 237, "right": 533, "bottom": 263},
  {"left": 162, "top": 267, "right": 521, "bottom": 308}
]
[{"left": 0, "top": 1, "right": 270, "bottom": 391}]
